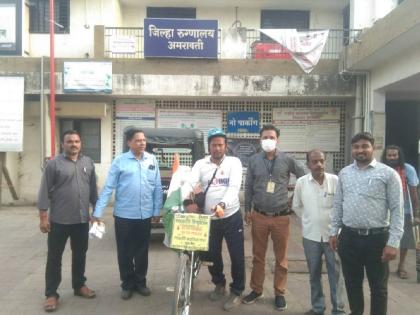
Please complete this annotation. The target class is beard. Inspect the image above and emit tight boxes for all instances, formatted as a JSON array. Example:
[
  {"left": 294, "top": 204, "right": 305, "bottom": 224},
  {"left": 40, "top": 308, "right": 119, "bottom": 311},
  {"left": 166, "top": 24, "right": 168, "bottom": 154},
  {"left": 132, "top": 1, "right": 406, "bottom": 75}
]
[{"left": 385, "top": 159, "right": 400, "bottom": 168}]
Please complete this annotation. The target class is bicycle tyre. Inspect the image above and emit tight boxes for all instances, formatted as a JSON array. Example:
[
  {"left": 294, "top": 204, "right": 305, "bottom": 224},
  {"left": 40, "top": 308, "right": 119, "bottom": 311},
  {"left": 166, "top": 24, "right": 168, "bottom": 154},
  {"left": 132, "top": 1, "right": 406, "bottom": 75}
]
[{"left": 172, "top": 252, "right": 192, "bottom": 315}]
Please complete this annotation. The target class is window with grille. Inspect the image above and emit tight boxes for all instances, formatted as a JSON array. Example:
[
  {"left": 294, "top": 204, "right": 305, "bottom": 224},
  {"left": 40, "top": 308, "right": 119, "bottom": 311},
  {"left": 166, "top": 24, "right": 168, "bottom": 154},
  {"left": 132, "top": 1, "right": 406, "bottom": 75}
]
[
  {"left": 29, "top": 0, "right": 70, "bottom": 34},
  {"left": 146, "top": 7, "right": 196, "bottom": 19},
  {"left": 260, "top": 10, "right": 310, "bottom": 42},
  {"left": 60, "top": 119, "right": 101, "bottom": 162}
]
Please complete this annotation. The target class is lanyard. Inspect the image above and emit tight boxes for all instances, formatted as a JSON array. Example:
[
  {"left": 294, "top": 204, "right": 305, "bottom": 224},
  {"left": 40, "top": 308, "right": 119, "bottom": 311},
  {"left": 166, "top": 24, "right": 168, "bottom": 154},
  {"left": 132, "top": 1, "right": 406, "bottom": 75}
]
[{"left": 264, "top": 156, "right": 276, "bottom": 180}]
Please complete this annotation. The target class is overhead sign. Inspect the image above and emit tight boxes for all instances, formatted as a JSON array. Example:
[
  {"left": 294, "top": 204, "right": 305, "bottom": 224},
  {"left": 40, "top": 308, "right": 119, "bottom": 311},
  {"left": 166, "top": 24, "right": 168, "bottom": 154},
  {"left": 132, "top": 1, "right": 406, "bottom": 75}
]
[
  {"left": 144, "top": 18, "right": 218, "bottom": 59},
  {"left": 63, "top": 62, "right": 112, "bottom": 93},
  {"left": 227, "top": 111, "right": 259, "bottom": 133},
  {"left": 0, "top": 76, "right": 24, "bottom": 152}
]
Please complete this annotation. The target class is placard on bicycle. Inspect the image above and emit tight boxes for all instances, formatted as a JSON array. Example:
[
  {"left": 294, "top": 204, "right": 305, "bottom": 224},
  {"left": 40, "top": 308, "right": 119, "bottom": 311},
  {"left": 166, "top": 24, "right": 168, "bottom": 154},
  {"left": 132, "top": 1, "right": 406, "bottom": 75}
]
[{"left": 170, "top": 213, "right": 211, "bottom": 251}]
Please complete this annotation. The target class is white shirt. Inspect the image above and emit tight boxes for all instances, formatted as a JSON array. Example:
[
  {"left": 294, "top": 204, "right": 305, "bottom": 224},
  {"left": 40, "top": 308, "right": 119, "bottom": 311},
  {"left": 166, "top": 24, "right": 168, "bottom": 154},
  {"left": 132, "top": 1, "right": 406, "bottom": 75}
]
[
  {"left": 292, "top": 172, "right": 338, "bottom": 242},
  {"left": 190, "top": 155, "right": 242, "bottom": 219}
]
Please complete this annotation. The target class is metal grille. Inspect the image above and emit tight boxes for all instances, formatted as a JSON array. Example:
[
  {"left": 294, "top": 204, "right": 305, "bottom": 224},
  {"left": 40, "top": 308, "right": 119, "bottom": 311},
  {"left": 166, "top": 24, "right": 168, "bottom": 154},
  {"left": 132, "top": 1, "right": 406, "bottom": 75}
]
[
  {"left": 29, "top": 0, "right": 70, "bottom": 34},
  {"left": 112, "top": 99, "right": 347, "bottom": 174},
  {"left": 104, "top": 27, "right": 361, "bottom": 60}
]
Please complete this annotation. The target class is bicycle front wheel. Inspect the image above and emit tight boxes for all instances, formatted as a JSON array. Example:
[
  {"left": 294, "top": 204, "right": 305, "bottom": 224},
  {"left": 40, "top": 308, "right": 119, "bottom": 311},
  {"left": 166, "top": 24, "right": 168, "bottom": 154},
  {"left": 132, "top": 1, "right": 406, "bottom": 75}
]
[{"left": 172, "top": 252, "right": 192, "bottom": 315}]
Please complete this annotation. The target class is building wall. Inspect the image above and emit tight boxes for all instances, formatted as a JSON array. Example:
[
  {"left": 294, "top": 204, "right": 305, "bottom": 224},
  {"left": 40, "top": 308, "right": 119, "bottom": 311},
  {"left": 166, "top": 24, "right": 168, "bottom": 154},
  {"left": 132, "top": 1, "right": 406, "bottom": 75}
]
[
  {"left": 28, "top": 1, "right": 343, "bottom": 58},
  {"left": 350, "top": 0, "right": 399, "bottom": 29},
  {"left": 28, "top": 0, "right": 124, "bottom": 58}
]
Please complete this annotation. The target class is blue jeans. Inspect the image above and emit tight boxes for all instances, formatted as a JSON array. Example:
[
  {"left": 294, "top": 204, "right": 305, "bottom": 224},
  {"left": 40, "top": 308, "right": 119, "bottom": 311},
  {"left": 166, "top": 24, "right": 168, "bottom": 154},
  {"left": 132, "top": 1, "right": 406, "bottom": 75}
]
[
  {"left": 303, "top": 238, "right": 346, "bottom": 315},
  {"left": 208, "top": 210, "right": 245, "bottom": 296}
]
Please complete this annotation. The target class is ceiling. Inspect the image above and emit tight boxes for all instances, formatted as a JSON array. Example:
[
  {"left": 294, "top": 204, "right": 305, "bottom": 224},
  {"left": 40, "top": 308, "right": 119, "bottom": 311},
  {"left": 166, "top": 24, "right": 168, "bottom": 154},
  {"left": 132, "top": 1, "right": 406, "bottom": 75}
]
[
  {"left": 385, "top": 72, "right": 420, "bottom": 101},
  {"left": 120, "top": 0, "right": 349, "bottom": 11}
]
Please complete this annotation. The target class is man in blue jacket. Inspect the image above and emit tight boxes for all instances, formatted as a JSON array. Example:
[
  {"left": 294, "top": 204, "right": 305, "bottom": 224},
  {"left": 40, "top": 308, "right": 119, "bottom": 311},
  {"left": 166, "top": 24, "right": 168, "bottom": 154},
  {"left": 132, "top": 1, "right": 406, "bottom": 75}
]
[{"left": 93, "top": 128, "right": 162, "bottom": 300}]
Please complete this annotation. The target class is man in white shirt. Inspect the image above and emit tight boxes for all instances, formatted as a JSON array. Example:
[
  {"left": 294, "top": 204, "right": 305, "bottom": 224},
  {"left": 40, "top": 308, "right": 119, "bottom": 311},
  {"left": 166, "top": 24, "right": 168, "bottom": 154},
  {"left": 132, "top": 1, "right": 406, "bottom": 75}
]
[
  {"left": 189, "top": 128, "right": 245, "bottom": 311},
  {"left": 293, "top": 150, "right": 346, "bottom": 315}
]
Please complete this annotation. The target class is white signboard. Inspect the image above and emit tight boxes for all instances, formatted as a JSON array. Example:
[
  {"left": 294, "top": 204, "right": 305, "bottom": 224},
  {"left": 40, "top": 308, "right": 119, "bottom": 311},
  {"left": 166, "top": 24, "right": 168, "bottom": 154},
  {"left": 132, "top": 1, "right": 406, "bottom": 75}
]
[
  {"left": 0, "top": 77, "right": 24, "bottom": 152},
  {"left": 273, "top": 107, "right": 341, "bottom": 152},
  {"left": 115, "top": 99, "right": 156, "bottom": 155},
  {"left": 157, "top": 109, "right": 223, "bottom": 151},
  {"left": 110, "top": 35, "right": 136, "bottom": 54},
  {"left": 63, "top": 62, "right": 112, "bottom": 93},
  {"left": 0, "top": 4, "right": 16, "bottom": 45}
]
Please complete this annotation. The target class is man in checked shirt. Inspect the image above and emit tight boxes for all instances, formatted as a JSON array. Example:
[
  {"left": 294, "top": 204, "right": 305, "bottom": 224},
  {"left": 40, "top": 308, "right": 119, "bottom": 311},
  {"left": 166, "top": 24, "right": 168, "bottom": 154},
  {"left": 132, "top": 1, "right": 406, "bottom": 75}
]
[{"left": 330, "top": 132, "right": 404, "bottom": 315}]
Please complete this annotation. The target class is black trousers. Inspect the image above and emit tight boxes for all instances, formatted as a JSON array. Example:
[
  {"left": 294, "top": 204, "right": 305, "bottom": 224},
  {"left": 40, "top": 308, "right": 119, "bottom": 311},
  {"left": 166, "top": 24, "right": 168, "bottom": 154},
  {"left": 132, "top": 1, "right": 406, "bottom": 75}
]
[
  {"left": 45, "top": 222, "right": 89, "bottom": 297},
  {"left": 208, "top": 210, "right": 245, "bottom": 296},
  {"left": 338, "top": 227, "right": 389, "bottom": 315},
  {"left": 114, "top": 216, "right": 151, "bottom": 290}
]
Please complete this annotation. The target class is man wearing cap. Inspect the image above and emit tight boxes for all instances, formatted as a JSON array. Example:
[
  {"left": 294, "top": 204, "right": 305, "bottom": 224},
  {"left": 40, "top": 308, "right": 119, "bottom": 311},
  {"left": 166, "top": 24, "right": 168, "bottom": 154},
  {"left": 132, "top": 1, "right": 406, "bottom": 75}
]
[
  {"left": 243, "top": 124, "right": 305, "bottom": 311},
  {"left": 189, "top": 128, "right": 245, "bottom": 311}
]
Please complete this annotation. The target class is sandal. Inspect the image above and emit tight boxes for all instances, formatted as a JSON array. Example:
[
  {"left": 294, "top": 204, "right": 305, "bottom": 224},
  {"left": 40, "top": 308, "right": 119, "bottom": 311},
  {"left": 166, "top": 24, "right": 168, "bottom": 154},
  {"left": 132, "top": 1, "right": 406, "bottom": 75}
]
[
  {"left": 396, "top": 269, "right": 408, "bottom": 279},
  {"left": 74, "top": 285, "right": 96, "bottom": 298},
  {"left": 43, "top": 296, "right": 58, "bottom": 312}
]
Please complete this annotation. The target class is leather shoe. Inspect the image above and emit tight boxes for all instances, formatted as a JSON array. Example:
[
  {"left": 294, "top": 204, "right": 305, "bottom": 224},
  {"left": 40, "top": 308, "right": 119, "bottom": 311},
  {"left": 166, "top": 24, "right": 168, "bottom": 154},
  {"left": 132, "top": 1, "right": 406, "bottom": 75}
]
[
  {"left": 121, "top": 289, "right": 133, "bottom": 300},
  {"left": 74, "top": 285, "right": 96, "bottom": 299},
  {"left": 137, "top": 286, "right": 151, "bottom": 296}
]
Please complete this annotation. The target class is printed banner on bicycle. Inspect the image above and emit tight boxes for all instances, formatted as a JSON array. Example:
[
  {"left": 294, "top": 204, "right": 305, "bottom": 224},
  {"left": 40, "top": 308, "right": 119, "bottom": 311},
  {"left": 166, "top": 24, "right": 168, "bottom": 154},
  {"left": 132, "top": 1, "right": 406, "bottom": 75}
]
[{"left": 170, "top": 213, "right": 211, "bottom": 251}]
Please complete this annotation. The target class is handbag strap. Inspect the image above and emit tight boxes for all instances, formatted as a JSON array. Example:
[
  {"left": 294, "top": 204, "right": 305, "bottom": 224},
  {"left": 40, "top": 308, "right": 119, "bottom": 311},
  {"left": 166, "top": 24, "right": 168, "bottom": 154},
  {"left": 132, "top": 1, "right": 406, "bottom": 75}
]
[{"left": 203, "top": 158, "right": 224, "bottom": 196}]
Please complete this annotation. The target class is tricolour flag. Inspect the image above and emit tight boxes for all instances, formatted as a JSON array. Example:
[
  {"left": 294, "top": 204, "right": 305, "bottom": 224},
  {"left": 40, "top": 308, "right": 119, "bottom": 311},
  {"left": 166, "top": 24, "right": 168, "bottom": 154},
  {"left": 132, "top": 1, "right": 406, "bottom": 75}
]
[{"left": 162, "top": 153, "right": 192, "bottom": 247}]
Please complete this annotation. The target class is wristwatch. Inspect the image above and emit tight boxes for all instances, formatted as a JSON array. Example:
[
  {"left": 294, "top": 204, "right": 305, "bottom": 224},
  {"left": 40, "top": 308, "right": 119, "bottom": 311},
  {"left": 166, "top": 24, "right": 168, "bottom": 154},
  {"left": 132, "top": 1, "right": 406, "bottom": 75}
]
[{"left": 217, "top": 202, "right": 226, "bottom": 210}]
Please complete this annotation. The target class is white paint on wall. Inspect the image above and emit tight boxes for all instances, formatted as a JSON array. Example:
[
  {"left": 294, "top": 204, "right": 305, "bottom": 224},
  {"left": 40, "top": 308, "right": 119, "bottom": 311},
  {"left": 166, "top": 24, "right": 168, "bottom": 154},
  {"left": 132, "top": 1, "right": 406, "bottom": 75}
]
[
  {"left": 370, "top": 42, "right": 420, "bottom": 91},
  {"left": 350, "top": 0, "right": 399, "bottom": 30},
  {"left": 28, "top": 0, "right": 344, "bottom": 57}
]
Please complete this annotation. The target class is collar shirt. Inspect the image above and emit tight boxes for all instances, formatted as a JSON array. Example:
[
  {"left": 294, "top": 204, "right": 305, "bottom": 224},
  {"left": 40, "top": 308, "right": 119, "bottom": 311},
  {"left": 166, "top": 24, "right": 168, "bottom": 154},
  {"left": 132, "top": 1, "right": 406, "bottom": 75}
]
[
  {"left": 190, "top": 155, "right": 242, "bottom": 219},
  {"left": 330, "top": 159, "right": 404, "bottom": 248},
  {"left": 293, "top": 173, "right": 338, "bottom": 242},
  {"left": 37, "top": 154, "right": 98, "bottom": 224},
  {"left": 245, "top": 151, "right": 305, "bottom": 213},
  {"left": 94, "top": 150, "right": 163, "bottom": 219}
]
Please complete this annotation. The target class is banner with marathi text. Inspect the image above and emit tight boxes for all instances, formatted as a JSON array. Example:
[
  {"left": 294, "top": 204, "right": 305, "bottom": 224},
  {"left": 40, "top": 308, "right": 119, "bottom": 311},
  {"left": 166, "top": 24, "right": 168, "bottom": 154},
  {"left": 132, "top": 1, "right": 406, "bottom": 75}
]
[
  {"left": 144, "top": 18, "right": 218, "bottom": 59},
  {"left": 258, "top": 29, "right": 329, "bottom": 73}
]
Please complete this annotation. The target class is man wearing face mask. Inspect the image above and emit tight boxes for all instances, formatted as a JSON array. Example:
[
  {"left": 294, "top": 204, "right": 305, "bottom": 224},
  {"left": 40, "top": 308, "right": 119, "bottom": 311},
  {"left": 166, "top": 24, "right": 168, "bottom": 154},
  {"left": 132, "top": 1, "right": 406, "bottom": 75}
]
[{"left": 243, "top": 124, "right": 305, "bottom": 311}]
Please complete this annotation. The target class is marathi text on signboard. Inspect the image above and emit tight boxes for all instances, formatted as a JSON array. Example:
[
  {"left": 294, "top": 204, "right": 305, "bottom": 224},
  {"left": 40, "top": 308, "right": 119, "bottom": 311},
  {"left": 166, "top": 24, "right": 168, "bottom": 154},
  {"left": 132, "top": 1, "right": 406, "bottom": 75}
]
[
  {"left": 110, "top": 35, "right": 136, "bottom": 54},
  {"left": 0, "top": 76, "right": 24, "bottom": 152},
  {"left": 144, "top": 18, "right": 218, "bottom": 59},
  {"left": 227, "top": 111, "right": 259, "bottom": 133},
  {"left": 170, "top": 213, "right": 211, "bottom": 251},
  {"left": 273, "top": 107, "right": 341, "bottom": 152},
  {"left": 63, "top": 62, "right": 112, "bottom": 93}
]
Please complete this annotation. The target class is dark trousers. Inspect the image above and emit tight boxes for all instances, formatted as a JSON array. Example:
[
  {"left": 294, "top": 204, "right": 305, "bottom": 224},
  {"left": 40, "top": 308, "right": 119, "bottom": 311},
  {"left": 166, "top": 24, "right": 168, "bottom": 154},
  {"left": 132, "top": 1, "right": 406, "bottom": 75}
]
[
  {"left": 45, "top": 222, "right": 89, "bottom": 297},
  {"left": 208, "top": 210, "right": 245, "bottom": 296},
  {"left": 338, "top": 227, "right": 389, "bottom": 315},
  {"left": 114, "top": 216, "right": 151, "bottom": 290}
]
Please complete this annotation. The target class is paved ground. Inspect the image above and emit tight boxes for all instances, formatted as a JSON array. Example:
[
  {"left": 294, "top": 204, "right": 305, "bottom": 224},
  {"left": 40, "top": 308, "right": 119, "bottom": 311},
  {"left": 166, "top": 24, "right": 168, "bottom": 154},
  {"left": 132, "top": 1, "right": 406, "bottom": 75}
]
[{"left": 0, "top": 207, "right": 419, "bottom": 315}]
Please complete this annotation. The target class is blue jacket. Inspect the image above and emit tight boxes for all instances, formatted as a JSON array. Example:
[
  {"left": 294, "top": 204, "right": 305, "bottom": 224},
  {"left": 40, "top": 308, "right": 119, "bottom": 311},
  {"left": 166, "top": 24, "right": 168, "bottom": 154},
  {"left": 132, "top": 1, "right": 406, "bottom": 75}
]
[{"left": 94, "top": 150, "right": 162, "bottom": 219}]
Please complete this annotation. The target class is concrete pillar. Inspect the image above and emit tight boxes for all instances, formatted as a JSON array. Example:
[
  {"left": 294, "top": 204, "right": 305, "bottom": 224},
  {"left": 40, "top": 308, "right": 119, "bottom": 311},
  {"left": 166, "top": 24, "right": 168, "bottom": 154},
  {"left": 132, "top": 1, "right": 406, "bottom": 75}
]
[
  {"left": 370, "top": 90, "right": 386, "bottom": 158},
  {"left": 94, "top": 25, "right": 105, "bottom": 58}
]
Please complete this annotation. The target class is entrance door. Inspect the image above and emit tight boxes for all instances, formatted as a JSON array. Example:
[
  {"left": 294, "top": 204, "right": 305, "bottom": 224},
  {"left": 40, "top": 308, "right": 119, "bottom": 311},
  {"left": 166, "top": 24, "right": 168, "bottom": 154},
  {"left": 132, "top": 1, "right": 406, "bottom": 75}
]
[{"left": 385, "top": 101, "right": 420, "bottom": 172}]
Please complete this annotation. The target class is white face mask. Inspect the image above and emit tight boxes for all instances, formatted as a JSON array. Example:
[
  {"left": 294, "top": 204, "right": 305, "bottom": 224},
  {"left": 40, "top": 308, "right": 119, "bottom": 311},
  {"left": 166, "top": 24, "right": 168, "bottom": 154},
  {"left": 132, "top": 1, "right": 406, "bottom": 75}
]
[{"left": 261, "top": 139, "right": 277, "bottom": 152}]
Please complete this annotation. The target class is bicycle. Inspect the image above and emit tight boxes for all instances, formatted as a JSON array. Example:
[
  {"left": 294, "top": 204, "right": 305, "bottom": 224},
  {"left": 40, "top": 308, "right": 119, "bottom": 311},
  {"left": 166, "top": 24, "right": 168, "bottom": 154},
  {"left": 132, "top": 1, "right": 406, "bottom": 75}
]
[
  {"left": 172, "top": 250, "right": 202, "bottom": 315},
  {"left": 169, "top": 212, "right": 212, "bottom": 315}
]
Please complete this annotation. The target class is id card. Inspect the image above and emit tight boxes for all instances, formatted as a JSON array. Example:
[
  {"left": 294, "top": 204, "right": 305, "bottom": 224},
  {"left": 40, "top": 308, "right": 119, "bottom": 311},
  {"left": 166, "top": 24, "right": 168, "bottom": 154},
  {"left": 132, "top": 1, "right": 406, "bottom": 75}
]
[{"left": 266, "top": 181, "right": 275, "bottom": 193}]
